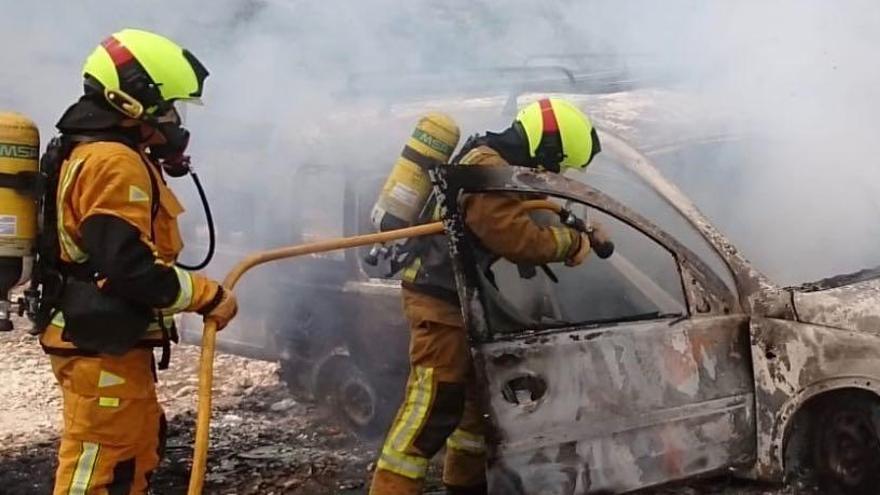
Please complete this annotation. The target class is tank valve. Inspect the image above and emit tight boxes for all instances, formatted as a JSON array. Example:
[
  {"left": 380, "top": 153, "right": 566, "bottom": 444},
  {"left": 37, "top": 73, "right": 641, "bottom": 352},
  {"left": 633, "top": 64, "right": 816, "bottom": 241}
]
[{"left": 364, "top": 244, "right": 386, "bottom": 266}]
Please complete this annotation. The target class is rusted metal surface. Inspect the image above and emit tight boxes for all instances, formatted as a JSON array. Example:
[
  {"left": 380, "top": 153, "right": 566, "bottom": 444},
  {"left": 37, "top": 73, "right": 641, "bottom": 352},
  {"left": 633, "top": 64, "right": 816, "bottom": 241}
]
[
  {"left": 749, "top": 316, "right": 880, "bottom": 480},
  {"left": 746, "top": 272, "right": 880, "bottom": 483},
  {"left": 432, "top": 143, "right": 880, "bottom": 493},
  {"left": 432, "top": 163, "right": 762, "bottom": 492},
  {"left": 476, "top": 316, "right": 755, "bottom": 494},
  {"left": 792, "top": 275, "right": 880, "bottom": 336}
]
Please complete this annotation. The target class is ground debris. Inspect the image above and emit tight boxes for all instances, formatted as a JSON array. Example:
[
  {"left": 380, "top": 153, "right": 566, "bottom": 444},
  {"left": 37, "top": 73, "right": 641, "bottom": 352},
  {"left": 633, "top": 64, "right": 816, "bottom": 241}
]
[
  {"left": 270, "top": 398, "right": 299, "bottom": 412},
  {"left": 1, "top": 326, "right": 791, "bottom": 494}
]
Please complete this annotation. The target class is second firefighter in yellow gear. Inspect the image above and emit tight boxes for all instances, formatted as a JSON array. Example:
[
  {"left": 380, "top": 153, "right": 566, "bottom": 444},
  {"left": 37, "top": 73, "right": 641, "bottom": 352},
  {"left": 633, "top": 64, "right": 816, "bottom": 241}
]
[
  {"left": 40, "top": 29, "right": 237, "bottom": 494},
  {"left": 370, "top": 98, "right": 603, "bottom": 495}
]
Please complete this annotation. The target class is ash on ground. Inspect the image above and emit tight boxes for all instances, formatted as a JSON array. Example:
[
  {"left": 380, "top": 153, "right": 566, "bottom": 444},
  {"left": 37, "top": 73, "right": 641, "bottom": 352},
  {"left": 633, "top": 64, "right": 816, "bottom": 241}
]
[{"left": 0, "top": 327, "right": 790, "bottom": 494}]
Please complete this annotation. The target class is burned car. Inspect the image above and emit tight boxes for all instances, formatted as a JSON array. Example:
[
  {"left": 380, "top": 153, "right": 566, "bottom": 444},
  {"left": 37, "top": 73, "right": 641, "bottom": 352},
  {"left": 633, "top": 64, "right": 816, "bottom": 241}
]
[
  {"left": 177, "top": 65, "right": 655, "bottom": 438},
  {"left": 181, "top": 79, "right": 880, "bottom": 493},
  {"left": 423, "top": 129, "right": 880, "bottom": 494}
]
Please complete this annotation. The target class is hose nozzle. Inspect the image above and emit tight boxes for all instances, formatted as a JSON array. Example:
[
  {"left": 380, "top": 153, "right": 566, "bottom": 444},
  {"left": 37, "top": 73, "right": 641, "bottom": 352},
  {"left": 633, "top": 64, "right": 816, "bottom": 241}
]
[{"left": 558, "top": 207, "right": 615, "bottom": 259}]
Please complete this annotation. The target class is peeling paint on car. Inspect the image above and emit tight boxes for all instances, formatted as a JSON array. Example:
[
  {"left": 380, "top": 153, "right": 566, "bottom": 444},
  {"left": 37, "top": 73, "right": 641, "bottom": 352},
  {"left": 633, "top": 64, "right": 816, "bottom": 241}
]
[
  {"left": 793, "top": 275, "right": 880, "bottom": 336},
  {"left": 429, "top": 132, "right": 880, "bottom": 493},
  {"left": 749, "top": 316, "right": 880, "bottom": 481}
]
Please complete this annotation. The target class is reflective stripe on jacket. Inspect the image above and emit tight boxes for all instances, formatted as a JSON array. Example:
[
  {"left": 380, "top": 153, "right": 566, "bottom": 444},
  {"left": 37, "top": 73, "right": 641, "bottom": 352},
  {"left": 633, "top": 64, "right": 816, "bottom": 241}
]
[{"left": 41, "top": 141, "right": 218, "bottom": 352}]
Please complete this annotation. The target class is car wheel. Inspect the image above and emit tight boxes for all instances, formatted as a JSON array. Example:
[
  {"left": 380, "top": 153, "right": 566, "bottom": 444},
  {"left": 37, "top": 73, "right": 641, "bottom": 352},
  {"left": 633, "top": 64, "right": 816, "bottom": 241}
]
[
  {"left": 812, "top": 394, "right": 880, "bottom": 494},
  {"left": 274, "top": 297, "right": 342, "bottom": 400},
  {"left": 320, "top": 358, "right": 391, "bottom": 439}
]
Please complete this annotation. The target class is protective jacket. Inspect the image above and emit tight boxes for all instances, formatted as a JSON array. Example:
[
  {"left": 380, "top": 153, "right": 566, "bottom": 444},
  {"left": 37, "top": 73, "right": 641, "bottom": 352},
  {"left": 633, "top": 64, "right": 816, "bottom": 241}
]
[
  {"left": 372, "top": 143, "right": 588, "bottom": 495},
  {"left": 400, "top": 144, "right": 584, "bottom": 308},
  {"left": 40, "top": 140, "right": 219, "bottom": 356}
]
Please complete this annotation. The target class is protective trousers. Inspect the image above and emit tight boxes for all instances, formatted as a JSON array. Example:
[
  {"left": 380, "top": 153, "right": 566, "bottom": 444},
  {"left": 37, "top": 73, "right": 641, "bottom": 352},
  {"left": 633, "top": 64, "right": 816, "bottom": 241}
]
[
  {"left": 370, "top": 291, "right": 488, "bottom": 495},
  {"left": 48, "top": 348, "right": 165, "bottom": 495}
]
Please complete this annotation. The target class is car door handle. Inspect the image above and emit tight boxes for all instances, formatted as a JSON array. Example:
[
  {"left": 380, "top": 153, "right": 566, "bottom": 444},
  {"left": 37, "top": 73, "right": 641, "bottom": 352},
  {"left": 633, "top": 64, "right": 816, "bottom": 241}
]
[{"left": 501, "top": 374, "right": 547, "bottom": 405}]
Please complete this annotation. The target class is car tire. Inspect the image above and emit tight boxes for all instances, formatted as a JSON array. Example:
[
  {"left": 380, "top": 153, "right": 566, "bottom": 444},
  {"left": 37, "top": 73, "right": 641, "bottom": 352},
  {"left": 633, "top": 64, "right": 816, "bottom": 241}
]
[
  {"left": 320, "top": 358, "right": 391, "bottom": 440},
  {"left": 811, "top": 392, "right": 880, "bottom": 495},
  {"left": 274, "top": 297, "right": 343, "bottom": 400}
]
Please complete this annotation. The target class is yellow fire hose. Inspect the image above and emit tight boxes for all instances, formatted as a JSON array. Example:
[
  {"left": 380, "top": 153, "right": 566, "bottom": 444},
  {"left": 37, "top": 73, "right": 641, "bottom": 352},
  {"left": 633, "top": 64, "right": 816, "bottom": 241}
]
[{"left": 187, "top": 200, "right": 562, "bottom": 494}]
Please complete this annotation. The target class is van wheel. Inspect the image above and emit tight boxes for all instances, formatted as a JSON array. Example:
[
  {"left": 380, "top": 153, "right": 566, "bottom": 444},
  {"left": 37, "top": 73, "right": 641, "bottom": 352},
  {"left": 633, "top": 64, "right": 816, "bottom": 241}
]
[
  {"left": 812, "top": 394, "right": 880, "bottom": 494},
  {"left": 274, "top": 297, "right": 341, "bottom": 399},
  {"left": 320, "top": 359, "right": 389, "bottom": 439}
]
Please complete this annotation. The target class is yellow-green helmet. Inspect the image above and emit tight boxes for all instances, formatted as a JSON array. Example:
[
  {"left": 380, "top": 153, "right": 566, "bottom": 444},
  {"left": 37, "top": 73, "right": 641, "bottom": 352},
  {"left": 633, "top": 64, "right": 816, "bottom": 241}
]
[
  {"left": 82, "top": 29, "right": 209, "bottom": 118},
  {"left": 515, "top": 98, "right": 601, "bottom": 171}
]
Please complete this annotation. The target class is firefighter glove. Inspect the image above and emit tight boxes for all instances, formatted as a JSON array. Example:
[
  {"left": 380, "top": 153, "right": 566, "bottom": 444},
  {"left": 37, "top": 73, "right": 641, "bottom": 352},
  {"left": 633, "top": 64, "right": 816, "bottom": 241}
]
[
  {"left": 565, "top": 231, "right": 591, "bottom": 267},
  {"left": 199, "top": 285, "right": 238, "bottom": 330}
]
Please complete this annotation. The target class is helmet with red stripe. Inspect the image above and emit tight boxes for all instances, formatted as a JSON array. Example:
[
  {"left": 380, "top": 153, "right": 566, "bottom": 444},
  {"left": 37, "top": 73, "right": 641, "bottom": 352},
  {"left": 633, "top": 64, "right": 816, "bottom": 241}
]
[
  {"left": 82, "top": 28, "right": 209, "bottom": 120},
  {"left": 515, "top": 98, "right": 601, "bottom": 172}
]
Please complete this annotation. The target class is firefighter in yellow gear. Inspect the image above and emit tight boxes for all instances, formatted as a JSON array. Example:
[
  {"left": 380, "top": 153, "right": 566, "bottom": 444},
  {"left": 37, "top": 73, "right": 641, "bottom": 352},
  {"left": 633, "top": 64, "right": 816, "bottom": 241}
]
[
  {"left": 370, "top": 98, "right": 605, "bottom": 495},
  {"left": 39, "top": 29, "right": 237, "bottom": 494}
]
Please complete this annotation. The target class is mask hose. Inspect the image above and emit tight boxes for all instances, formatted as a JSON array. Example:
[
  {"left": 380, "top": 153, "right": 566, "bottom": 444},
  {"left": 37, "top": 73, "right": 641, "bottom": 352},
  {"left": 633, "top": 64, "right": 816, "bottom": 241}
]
[{"left": 176, "top": 169, "right": 215, "bottom": 271}]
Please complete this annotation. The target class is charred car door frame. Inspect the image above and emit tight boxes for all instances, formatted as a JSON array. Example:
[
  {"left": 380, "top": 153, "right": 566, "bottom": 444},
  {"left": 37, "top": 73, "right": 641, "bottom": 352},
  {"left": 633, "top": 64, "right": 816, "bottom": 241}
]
[
  {"left": 434, "top": 165, "right": 741, "bottom": 340},
  {"left": 433, "top": 165, "right": 757, "bottom": 493}
]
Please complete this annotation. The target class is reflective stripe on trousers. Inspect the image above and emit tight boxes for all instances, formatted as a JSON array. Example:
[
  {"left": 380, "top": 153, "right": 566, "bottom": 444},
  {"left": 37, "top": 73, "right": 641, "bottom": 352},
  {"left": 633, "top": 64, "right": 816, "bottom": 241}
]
[
  {"left": 389, "top": 366, "right": 434, "bottom": 454},
  {"left": 49, "top": 350, "right": 165, "bottom": 494},
  {"left": 377, "top": 366, "right": 434, "bottom": 480},
  {"left": 377, "top": 446, "right": 429, "bottom": 480},
  {"left": 446, "top": 428, "right": 486, "bottom": 455},
  {"left": 68, "top": 442, "right": 100, "bottom": 495}
]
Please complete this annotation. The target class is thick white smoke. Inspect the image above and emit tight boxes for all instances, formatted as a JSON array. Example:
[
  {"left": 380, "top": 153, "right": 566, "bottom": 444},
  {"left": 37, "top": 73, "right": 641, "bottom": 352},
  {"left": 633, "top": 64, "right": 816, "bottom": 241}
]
[
  {"left": 0, "top": 0, "right": 878, "bottom": 288},
  {"left": 575, "top": 0, "right": 880, "bottom": 284}
]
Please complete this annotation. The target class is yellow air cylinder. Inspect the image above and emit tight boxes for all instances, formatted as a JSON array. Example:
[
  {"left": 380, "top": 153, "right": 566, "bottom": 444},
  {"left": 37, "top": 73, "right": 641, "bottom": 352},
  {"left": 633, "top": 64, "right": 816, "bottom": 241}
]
[
  {"left": 0, "top": 112, "right": 38, "bottom": 289},
  {"left": 371, "top": 113, "right": 460, "bottom": 231}
]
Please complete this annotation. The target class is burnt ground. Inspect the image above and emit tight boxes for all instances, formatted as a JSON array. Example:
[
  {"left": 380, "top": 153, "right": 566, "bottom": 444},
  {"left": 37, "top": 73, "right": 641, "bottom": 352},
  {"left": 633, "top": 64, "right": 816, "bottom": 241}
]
[{"left": 0, "top": 326, "right": 792, "bottom": 494}]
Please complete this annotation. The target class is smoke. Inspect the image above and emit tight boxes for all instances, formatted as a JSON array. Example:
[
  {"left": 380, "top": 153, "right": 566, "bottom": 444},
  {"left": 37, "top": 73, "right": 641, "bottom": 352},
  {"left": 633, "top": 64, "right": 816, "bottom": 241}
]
[
  {"left": 1, "top": 1, "right": 878, "bottom": 293},
  {"left": 572, "top": 0, "right": 880, "bottom": 285}
]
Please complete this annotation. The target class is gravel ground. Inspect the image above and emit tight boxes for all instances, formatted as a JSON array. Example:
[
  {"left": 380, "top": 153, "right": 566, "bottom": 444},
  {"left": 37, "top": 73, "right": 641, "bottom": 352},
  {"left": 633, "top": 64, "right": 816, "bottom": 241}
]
[
  {"left": 0, "top": 324, "right": 374, "bottom": 495},
  {"left": 0, "top": 324, "right": 792, "bottom": 494}
]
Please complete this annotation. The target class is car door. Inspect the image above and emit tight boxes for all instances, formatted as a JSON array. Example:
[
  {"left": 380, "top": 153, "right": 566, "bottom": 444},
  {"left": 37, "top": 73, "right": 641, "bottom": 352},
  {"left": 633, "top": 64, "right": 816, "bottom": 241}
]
[{"left": 438, "top": 166, "right": 755, "bottom": 494}]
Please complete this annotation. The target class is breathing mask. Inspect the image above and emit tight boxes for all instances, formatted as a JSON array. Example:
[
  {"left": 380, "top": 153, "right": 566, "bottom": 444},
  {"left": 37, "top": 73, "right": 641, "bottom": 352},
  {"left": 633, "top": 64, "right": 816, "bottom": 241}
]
[
  {"left": 148, "top": 106, "right": 192, "bottom": 177},
  {"left": 139, "top": 103, "right": 215, "bottom": 270}
]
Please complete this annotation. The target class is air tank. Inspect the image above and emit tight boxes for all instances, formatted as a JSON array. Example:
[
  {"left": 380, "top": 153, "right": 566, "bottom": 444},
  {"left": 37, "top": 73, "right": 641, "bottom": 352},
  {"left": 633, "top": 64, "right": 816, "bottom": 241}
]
[
  {"left": 371, "top": 113, "right": 460, "bottom": 231},
  {"left": 0, "top": 112, "right": 38, "bottom": 330}
]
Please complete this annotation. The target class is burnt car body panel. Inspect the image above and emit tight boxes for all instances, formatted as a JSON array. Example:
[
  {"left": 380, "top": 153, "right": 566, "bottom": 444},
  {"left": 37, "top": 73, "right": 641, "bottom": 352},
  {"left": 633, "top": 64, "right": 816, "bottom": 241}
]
[
  {"left": 793, "top": 275, "right": 880, "bottom": 336},
  {"left": 477, "top": 316, "right": 755, "bottom": 494},
  {"left": 435, "top": 164, "right": 756, "bottom": 493},
  {"left": 749, "top": 316, "right": 880, "bottom": 479},
  {"left": 432, "top": 130, "right": 880, "bottom": 493}
]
